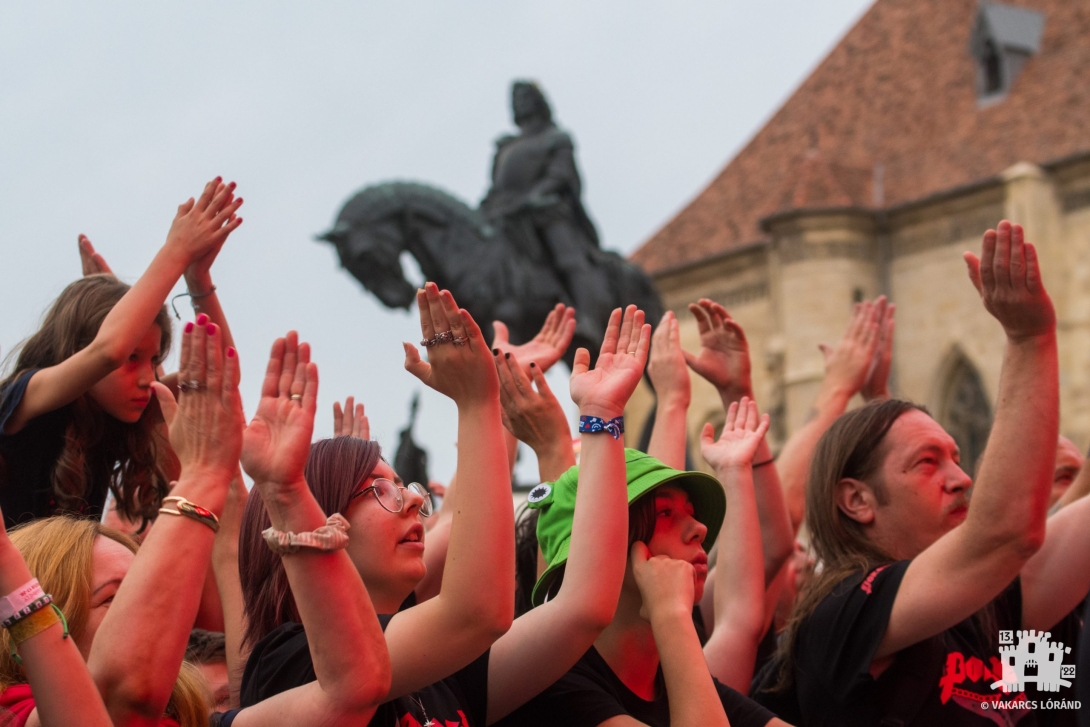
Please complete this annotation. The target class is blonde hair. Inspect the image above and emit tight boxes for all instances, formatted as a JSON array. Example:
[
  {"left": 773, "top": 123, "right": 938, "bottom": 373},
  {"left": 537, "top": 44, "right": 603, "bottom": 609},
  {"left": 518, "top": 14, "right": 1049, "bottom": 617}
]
[{"left": 0, "top": 517, "right": 208, "bottom": 725}]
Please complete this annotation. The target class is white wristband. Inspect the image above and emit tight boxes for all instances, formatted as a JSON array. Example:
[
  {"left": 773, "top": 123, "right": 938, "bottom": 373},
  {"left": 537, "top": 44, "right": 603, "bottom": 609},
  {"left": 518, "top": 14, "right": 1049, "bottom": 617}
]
[{"left": 0, "top": 579, "right": 45, "bottom": 623}]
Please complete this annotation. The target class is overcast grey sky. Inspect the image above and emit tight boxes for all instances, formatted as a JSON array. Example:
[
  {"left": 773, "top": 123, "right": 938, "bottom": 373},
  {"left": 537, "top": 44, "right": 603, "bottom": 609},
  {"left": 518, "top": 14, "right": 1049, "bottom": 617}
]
[{"left": 0, "top": 0, "right": 871, "bottom": 484}]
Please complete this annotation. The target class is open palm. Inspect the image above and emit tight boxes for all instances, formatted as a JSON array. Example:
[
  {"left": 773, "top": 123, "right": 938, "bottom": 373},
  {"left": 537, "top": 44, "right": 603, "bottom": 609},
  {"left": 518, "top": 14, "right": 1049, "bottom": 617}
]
[
  {"left": 701, "top": 397, "right": 770, "bottom": 471},
  {"left": 241, "top": 332, "right": 318, "bottom": 486},
  {"left": 685, "top": 299, "right": 752, "bottom": 398},
  {"left": 570, "top": 306, "right": 650, "bottom": 416}
]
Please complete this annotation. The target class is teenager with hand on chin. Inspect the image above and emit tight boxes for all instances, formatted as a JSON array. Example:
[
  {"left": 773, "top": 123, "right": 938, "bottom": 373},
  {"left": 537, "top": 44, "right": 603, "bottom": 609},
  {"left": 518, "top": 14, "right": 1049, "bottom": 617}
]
[{"left": 500, "top": 398, "right": 790, "bottom": 727}]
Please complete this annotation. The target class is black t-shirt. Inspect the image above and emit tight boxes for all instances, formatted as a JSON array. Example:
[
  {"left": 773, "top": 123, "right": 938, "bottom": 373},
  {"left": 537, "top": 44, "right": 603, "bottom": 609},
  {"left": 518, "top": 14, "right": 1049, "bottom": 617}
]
[
  {"left": 494, "top": 646, "right": 774, "bottom": 727},
  {"left": 0, "top": 370, "right": 107, "bottom": 528},
  {"left": 237, "top": 616, "right": 490, "bottom": 727},
  {"left": 794, "top": 560, "right": 1081, "bottom": 726}
]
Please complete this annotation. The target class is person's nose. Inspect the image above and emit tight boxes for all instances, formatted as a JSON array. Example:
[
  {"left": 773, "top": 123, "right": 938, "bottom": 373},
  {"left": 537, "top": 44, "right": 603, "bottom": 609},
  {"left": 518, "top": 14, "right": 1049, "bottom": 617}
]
[
  {"left": 137, "top": 361, "right": 155, "bottom": 388},
  {"left": 945, "top": 463, "right": 973, "bottom": 494},
  {"left": 402, "top": 485, "right": 427, "bottom": 516},
  {"left": 686, "top": 516, "right": 708, "bottom": 546}
]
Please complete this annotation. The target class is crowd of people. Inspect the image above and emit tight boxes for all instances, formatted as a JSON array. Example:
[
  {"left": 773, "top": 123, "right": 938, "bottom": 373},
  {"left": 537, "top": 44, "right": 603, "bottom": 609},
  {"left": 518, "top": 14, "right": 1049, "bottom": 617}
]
[{"left": 0, "top": 177, "right": 1086, "bottom": 726}]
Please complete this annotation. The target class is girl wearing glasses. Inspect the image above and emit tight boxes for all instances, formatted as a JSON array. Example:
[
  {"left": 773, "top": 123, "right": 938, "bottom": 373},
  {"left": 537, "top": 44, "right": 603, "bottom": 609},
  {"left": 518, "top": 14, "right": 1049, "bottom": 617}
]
[{"left": 235, "top": 284, "right": 651, "bottom": 727}]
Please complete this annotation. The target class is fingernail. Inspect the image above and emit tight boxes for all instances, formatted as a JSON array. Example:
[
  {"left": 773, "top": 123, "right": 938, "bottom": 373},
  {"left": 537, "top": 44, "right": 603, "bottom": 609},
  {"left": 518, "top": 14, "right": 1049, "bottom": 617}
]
[
  {"left": 493, "top": 348, "right": 499, "bottom": 355},
  {"left": 196, "top": 314, "right": 209, "bottom": 326},
  {"left": 207, "top": 323, "right": 217, "bottom": 335},
  {"left": 226, "top": 347, "right": 235, "bottom": 358},
  {"left": 530, "top": 362, "right": 536, "bottom": 368},
  {"left": 504, "top": 352, "right": 511, "bottom": 359},
  {"left": 184, "top": 322, "right": 194, "bottom": 333}
]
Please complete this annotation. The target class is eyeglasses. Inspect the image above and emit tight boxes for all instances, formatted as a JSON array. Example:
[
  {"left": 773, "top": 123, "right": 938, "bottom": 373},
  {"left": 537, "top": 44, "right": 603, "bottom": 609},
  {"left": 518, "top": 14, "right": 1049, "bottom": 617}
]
[{"left": 350, "top": 478, "right": 433, "bottom": 517}]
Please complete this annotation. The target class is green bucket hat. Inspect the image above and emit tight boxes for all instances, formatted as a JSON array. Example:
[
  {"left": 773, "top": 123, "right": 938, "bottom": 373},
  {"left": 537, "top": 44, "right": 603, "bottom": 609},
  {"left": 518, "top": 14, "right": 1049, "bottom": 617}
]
[{"left": 527, "top": 448, "right": 726, "bottom": 607}]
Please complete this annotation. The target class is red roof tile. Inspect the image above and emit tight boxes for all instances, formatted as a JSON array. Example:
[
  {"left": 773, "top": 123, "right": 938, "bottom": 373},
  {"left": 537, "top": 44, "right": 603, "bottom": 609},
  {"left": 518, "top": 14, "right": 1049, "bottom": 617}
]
[{"left": 632, "top": 0, "right": 1090, "bottom": 273}]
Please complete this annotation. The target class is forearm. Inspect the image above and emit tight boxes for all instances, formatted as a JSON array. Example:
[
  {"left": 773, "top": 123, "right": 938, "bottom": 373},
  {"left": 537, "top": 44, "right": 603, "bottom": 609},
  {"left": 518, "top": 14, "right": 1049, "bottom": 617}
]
[
  {"left": 556, "top": 426, "right": 628, "bottom": 627},
  {"left": 212, "top": 474, "right": 248, "bottom": 708},
  {"left": 439, "top": 400, "right": 515, "bottom": 631},
  {"left": 749, "top": 438, "right": 794, "bottom": 583},
  {"left": 652, "top": 609, "right": 729, "bottom": 727},
  {"left": 647, "top": 397, "right": 689, "bottom": 470},
  {"left": 775, "top": 385, "right": 853, "bottom": 531},
  {"left": 0, "top": 543, "right": 112, "bottom": 727},
  {"left": 705, "top": 465, "right": 765, "bottom": 688},
  {"left": 95, "top": 244, "right": 188, "bottom": 364},
  {"left": 184, "top": 270, "right": 236, "bottom": 351},
  {"left": 265, "top": 478, "right": 391, "bottom": 709},
  {"left": 966, "top": 334, "right": 1058, "bottom": 551},
  {"left": 88, "top": 471, "right": 229, "bottom": 721}
]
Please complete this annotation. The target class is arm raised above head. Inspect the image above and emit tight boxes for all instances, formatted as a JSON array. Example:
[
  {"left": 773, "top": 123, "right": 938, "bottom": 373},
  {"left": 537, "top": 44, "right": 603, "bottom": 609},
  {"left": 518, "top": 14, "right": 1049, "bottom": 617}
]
[{"left": 879, "top": 221, "right": 1058, "bottom": 659}]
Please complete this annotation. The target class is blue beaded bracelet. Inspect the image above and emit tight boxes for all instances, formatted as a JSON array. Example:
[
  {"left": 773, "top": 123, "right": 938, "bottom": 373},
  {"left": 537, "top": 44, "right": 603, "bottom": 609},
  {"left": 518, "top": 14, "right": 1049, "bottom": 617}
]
[{"left": 579, "top": 415, "right": 625, "bottom": 440}]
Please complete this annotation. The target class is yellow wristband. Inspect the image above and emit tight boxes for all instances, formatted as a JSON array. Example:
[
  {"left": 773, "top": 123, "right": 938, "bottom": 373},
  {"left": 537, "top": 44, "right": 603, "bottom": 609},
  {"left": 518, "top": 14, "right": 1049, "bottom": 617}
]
[{"left": 8, "top": 604, "right": 60, "bottom": 646}]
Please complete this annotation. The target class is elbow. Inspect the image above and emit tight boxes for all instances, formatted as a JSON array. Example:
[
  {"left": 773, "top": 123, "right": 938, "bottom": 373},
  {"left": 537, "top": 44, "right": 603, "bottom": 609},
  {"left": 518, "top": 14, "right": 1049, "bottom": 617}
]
[
  {"left": 102, "top": 675, "right": 171, "bottom": 722},
  {"left": 88, "top": 337, "right": 128, "bottom": 371},
  {"left": 333, "top": 662, "right": 392, "bottom": 714},
  {"left": 1012, "top": 526, "right": 1046, "bottom": 560}
]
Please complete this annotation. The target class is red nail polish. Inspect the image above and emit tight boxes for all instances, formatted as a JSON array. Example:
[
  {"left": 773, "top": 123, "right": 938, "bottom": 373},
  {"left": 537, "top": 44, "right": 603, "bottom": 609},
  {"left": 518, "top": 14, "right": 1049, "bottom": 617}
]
[
  {"left": 196, "top": 314, "right": 209, "bottom": 326},
  {"left": 207, "top": 323, "right": 217, "bottom": 335},
  {"left": 226, "top": 347, "right": 235, "bottom": 358},
  {"left": 184, "top": 322, "right": 194, "bottom": 333}
]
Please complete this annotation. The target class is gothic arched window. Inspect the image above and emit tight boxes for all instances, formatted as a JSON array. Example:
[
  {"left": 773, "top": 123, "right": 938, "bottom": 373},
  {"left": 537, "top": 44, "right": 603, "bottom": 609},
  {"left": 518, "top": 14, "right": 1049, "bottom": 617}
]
[{"left": 938, "top": 355, "right": 993, "bottom": 477}]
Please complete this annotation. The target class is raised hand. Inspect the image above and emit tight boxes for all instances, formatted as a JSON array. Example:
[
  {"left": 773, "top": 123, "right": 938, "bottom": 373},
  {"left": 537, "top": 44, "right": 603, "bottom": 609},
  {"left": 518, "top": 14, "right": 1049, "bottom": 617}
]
[
  {"left": 151, "top": 318, "right": 244, "bottom": 483},
  {"left": 333, "top": 396, "right": 370, "bottom": 439},
  {"left": 648, "top": 311, "right": 691, "bottom": 407},
  {"left": 496, "top": 350, "right": 572, "bottom": 455},
  {"left": 683, "top": 299, "right": 752, "bottom": 401},
  {"left": 861, "top": 302, "right": 895, "bottom": 401},
  {"left": 569, "top": 305, "right": 650, "bottom": 419},
  {"left": 404, "top": 282, "right": 499, "bottom": 405},
  {"left": 700, "top": 397, "right": 770, "bottom": 472},
  {"left": 491, "top": 303, "right": 576, "bottom": 373},
  {"left": 164, "top": 178, "right": 244, "bottom": 267},
  {"left": 240, "top": 332, "right": 318, "bottom": 488},
  {"left": 78, "top": 234, "right": 113, "bottom": 276},
  {"left": 818, "top": 297, "right": 883, "bottom": 397},
  {"left": 965, "top": 220, "right": 1055, "bottom": 341},
  {"left": 631, "top": 542, "right": 696, "bottom": 622}
]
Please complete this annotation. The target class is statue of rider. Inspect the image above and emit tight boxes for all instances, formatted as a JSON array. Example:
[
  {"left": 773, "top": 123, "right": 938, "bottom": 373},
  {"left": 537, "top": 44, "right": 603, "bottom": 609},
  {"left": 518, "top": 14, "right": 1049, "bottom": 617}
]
[{"left": 479, "top": 81, "right": 614, "bottom": 344}]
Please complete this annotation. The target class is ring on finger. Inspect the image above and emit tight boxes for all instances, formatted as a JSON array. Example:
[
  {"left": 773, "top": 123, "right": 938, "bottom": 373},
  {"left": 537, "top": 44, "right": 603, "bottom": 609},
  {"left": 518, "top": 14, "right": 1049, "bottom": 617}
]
[
  {"left": 179, "top": 380, "right": 203, "bottom": 393},
  {"left": 433, "top": 330, "right": 455, "bottom": 345},
  {"left": 290, "top": 394, "right": 303, "bottom": 403},
  {"left": 452, "top": 336, "right": 468, "bottom": 346}
]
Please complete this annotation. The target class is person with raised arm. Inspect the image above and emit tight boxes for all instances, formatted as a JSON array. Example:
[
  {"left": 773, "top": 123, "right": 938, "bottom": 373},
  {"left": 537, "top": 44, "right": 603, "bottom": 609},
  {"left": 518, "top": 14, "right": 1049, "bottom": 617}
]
[
  {"left": 0, "top": 179, "right": 242, "bottom": 530},
  {"left": 683, "top": 299, "right": 795, "bottom": 585},
  {"left": 701, "top": 399, "right": 775, "bottom": 693},
  {"left": 0, "top": 316, "right": 240, "bottom": 727},
  {"left": 0, "top": 507, "right": 112, "bottom": 727},
  {"left": 646, "top": 311, "right": 690, "bottom": 470},
  {"left": 239, "top": 292, "right": 651, "bottom": 726},
  {"left": 771, "top": 221, "right": 1071, "bottom": 725},
  {"left": 774, "top": 297, "right": 890, "bottom": 532},
  {"left": 214, "top": 332, "right": 391, "bottom": 726},
  {"left": 499, "top": 399, "right": 786, "bottom": 727}
]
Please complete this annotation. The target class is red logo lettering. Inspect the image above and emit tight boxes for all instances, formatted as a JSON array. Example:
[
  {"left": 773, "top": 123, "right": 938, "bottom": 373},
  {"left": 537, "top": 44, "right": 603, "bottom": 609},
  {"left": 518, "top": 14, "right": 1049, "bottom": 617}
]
[{"left": 860, "top": 565, "right": 889, "bottom": 594}]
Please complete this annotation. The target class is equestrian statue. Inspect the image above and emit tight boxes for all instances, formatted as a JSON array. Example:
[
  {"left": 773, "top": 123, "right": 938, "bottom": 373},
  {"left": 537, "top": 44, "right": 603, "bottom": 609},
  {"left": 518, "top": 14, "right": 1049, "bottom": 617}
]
[{"left": 319, "top": 81, "right": 664, "bottom": 365}]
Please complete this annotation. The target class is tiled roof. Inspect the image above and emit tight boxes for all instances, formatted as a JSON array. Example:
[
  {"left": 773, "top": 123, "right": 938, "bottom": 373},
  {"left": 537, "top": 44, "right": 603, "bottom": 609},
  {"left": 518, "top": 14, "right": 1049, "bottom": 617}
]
[{"left": 632, "top": 0, "right": 1090, "bottom": 273}]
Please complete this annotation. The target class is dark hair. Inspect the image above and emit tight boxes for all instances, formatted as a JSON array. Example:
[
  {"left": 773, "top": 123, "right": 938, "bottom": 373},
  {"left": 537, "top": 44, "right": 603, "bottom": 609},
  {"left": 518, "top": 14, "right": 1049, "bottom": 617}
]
[
  {"left": 185, "top": 629, "right": 226, "bottom": 664},
  {"left": 514, "top": 492, "right": 658, "bottom": 616},
  {"left": 240, "top": 436, "right": 383, "bottom": 647},
  {"left": 0, "top": 275, "right": 176, "bottom": 527},
  {"left": 511, "top": 81, "right": 553, "bottom": 124},
  {"left": 774, "top": 399, "right": 925, "bottom": 689}
]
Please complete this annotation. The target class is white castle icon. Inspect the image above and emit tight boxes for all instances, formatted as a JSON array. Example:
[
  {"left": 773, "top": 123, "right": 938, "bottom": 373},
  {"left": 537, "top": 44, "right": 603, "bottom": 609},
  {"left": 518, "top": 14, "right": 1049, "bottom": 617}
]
[{"left": 991, "top": 630, "right": 1073, "bottom": 693}]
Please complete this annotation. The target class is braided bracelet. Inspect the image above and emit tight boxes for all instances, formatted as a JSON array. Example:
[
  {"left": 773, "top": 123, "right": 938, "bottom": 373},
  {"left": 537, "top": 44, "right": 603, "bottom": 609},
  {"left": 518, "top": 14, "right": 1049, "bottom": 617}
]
[
  {"left": 159, "top": 496, "right": 220, "bottom": 533},
  {"left": 263, "top": 513, "right": 351, "bottom": 555},
  {"left": 578, "top": 415, "right": 625, "bottom": 440}
]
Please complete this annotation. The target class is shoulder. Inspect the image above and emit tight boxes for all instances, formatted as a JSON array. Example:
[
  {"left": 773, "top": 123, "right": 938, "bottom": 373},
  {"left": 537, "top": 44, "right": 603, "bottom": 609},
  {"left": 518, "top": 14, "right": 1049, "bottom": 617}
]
[
  {"left": 495, "top": 649, "right": 625, "bottom": 727},
  {"left": 494, "top": 134, "right": 517, "bottom": 149},
  {"left": 0, "top": 370, "right": 41, "bottom": 436},
  {"left": 239, "top": 622, "right": 312, "bottom": 707},
  {"left": 809, "top": 562, "right": 910, "bottom": 625},
  {"left": 543, "top": 127, "right": 574, "bottom": 151}
]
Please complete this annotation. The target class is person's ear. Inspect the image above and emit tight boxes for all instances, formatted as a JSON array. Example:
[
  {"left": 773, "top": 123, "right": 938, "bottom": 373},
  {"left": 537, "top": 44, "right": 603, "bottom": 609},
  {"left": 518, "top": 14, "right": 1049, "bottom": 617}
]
[{"left": 836, "top": 477, "right": 877, "bottom": 525}]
